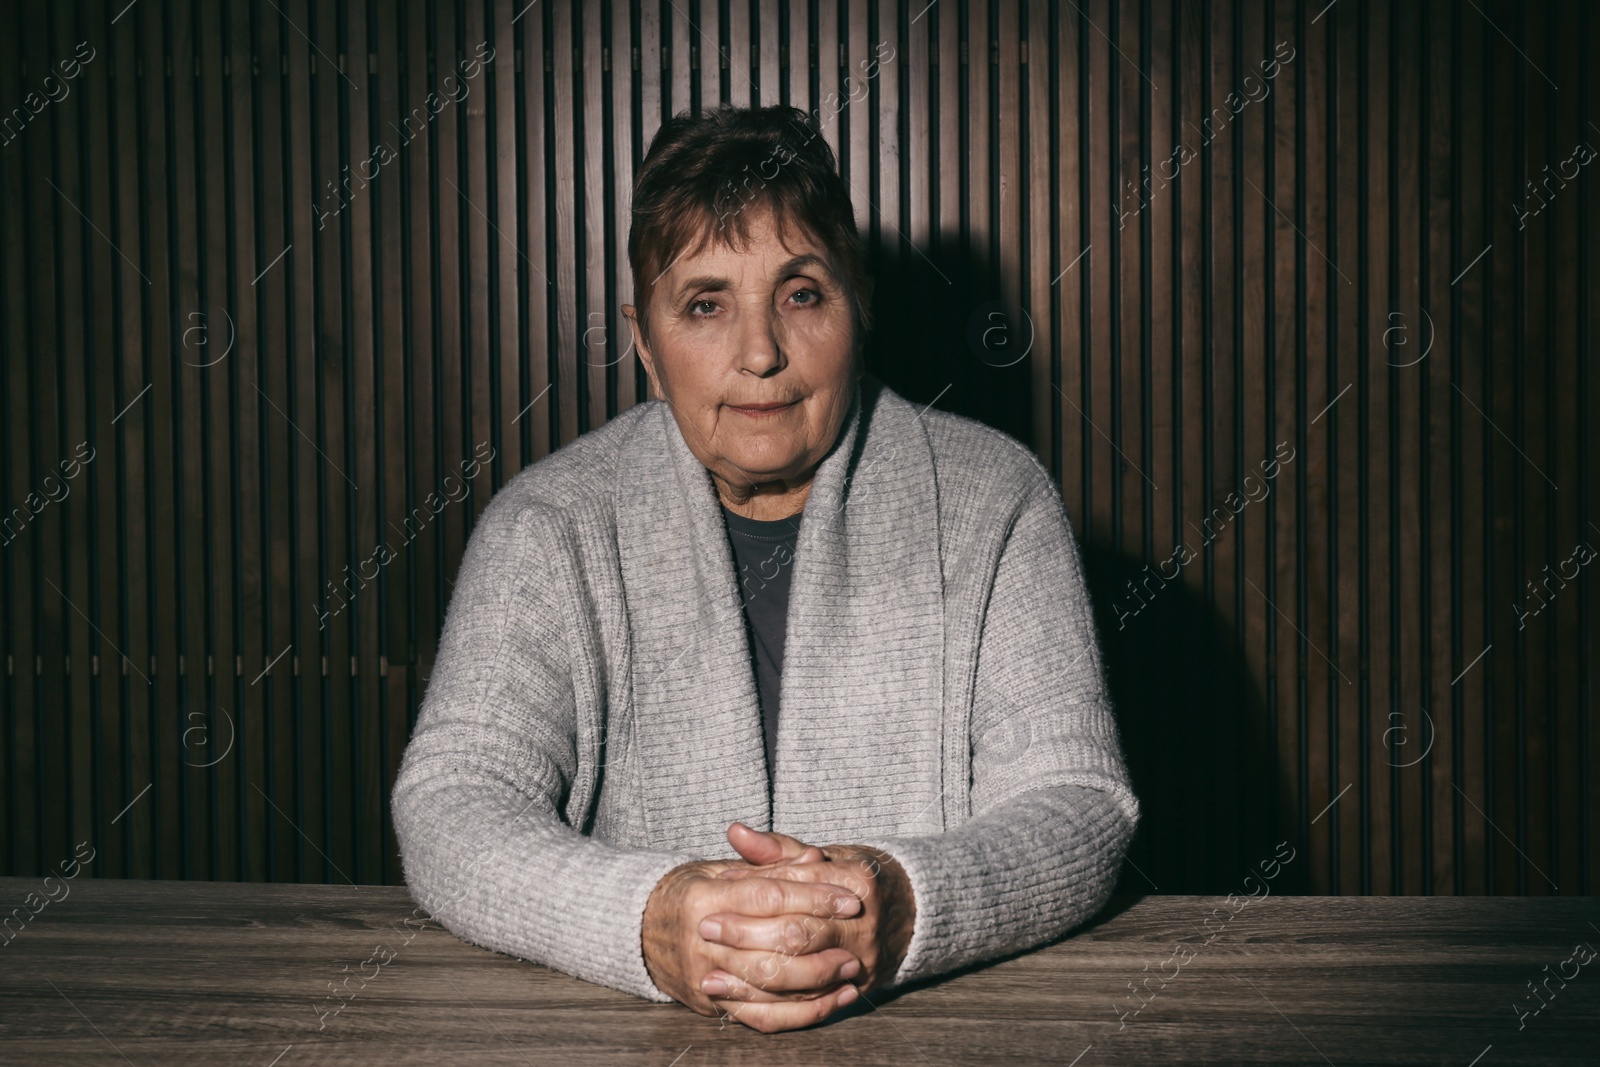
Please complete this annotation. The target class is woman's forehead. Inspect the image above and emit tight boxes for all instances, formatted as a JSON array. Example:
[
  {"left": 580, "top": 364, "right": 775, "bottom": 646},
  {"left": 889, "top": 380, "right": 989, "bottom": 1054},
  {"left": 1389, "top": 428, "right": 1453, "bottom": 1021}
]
[{"left": 662, "top": 218, "right": 836, "bottom": 287}]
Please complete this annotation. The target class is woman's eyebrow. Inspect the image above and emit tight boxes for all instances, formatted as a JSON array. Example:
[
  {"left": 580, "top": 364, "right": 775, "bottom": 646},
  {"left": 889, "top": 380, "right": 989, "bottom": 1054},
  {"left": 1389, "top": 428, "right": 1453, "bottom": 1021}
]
[
  {"left": 775, "top": 253, "right": 833, "bottom": 280},
  {"left": 673, "top": 275, "right": 730, "bottom": 301},
  {"left": 670, "top": 254, "right": 834, "bottom": 303}
]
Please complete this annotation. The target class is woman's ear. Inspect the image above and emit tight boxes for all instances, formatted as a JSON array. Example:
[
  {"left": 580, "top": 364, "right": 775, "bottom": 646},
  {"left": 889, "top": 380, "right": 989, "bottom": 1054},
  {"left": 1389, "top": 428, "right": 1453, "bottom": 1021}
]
[{"left": 621, "top": 303, "right": 662, "bottom": 399}]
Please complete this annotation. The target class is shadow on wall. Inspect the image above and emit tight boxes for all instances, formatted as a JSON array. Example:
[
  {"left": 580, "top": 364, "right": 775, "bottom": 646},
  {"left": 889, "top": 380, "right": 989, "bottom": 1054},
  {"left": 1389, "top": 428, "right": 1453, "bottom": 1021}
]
[
  {"left": 862, "top": 230, "right": 1037, "bottom": 444},
  {"left": 864, "top": 234, "right": 1303, "bottom": 898},
  {"left": 1078, "top": 543, "right": 1305, "bottom": 897}
]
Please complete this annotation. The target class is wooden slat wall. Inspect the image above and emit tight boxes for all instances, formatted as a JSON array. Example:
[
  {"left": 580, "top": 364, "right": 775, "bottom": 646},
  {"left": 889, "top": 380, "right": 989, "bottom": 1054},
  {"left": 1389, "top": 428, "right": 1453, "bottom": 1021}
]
[{"left": 0, "top": 0, "right": 1593, "bottom": 895}]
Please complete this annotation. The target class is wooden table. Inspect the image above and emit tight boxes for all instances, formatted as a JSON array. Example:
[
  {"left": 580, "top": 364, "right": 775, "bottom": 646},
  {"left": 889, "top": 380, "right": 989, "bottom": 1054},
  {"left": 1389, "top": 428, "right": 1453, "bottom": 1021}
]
[{"left": 2, "top": 878, "right": 1596, "bottom": 1065}]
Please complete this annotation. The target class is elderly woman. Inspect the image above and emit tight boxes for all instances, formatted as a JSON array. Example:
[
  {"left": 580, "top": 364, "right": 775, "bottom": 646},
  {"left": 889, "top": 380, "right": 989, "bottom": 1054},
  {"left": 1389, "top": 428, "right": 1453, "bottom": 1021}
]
[{"left": 391, "top": 103, "right": 1138, "bottom": 1034}]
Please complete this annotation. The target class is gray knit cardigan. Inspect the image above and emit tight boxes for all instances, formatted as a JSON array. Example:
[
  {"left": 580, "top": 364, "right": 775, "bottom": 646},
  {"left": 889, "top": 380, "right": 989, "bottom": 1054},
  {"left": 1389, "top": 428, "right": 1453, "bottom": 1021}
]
[{"left": 391, "top": 374, "right": 1140, "bottom": 1003}]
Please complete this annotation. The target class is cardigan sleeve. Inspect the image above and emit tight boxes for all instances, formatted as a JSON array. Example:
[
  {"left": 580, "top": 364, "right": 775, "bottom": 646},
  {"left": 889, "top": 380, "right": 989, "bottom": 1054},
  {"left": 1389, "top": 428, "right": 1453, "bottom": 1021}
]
[
  {"left": 852, "top": 472, "right": 1140, "bottom": 990},
  {"left": 391, "top": 493, "right": 699, "bottom": 1003}
]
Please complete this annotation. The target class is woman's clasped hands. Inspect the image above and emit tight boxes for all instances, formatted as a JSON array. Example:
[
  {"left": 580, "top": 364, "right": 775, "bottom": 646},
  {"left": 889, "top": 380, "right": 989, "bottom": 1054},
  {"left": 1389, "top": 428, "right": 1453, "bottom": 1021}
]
[{"left": 642, "top": 821, "right": 916, "bottom": 1033}]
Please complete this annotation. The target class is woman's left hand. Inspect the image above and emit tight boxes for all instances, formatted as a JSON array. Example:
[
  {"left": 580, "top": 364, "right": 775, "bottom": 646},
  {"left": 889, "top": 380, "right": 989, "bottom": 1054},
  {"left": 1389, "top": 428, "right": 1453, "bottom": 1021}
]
[{"left": 698, "top": 823, "right": 916, "bottom": 1021}]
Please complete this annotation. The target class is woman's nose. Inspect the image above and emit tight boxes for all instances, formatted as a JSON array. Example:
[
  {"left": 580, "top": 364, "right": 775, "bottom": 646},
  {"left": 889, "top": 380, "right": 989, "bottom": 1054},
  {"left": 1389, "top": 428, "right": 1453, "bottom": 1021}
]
[{"left": 736, "top": 307, "right": 784, "bottom": 374}]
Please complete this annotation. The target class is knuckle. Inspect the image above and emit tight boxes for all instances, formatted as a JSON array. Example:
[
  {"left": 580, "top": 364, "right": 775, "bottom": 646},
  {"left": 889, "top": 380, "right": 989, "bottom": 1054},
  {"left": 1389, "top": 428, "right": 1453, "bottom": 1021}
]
[
  {"left": 778, "top": 918, "right": 809, "bottom": 954},
  {"left": 753, "top": 880, "right": 784, "bottom": 913}
]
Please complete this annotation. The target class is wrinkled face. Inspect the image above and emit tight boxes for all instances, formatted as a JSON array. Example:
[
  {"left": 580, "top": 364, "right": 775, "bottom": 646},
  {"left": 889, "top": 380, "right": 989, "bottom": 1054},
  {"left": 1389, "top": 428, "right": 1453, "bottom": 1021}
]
[{"left": 623, "top": 208, "right": 862, "bottom": 512}]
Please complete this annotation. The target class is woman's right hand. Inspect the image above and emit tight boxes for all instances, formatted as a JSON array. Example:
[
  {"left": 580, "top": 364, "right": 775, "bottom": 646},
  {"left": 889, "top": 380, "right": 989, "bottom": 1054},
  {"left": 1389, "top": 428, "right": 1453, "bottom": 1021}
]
[{"left": 642, "top": 857, "right": 867, "bottom": 1031}]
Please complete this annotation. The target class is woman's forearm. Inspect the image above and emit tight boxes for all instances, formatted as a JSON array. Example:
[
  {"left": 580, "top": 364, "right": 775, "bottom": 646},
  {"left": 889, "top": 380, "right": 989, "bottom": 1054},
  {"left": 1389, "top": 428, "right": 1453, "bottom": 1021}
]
[{"left": 851, "top": 781, "right": 1134, "bottom": 989}]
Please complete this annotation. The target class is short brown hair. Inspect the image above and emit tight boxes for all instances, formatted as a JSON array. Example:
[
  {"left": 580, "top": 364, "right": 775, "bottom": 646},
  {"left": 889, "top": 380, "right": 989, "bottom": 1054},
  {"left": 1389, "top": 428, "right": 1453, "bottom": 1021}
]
[{"left": 627, "top": 104, "right": 872, "bottom": 348}]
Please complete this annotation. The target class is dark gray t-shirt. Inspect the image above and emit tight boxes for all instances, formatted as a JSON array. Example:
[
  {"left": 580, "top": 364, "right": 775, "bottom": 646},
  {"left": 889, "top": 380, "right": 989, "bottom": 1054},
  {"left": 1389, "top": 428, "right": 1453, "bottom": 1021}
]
[{"left": 719, "top": 503, "right": 801, "bottom": 790}]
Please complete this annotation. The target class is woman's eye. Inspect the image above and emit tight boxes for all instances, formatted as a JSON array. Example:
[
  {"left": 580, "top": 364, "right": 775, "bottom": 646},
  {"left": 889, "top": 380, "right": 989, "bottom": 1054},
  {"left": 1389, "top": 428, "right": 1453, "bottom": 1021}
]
[
  {"left": 789, "top": 287, "right": 821, "bottom": 306},
  {"left": 689, "top": 299, "right": 719, "bottom": 316}
]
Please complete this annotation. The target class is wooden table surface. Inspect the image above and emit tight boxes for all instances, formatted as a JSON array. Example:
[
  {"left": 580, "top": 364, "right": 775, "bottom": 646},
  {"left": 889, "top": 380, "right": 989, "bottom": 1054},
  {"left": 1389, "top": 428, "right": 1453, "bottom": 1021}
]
[{"left": 1, "top": 878, "right": 1596, "bottom": 1066}]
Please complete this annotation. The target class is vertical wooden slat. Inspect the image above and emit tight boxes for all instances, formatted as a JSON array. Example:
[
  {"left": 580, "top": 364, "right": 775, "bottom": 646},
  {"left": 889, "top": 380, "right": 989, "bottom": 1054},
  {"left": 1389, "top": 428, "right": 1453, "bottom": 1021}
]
[
  {"left": 814, "top": 0, "right": 839, "bottom": 163},
  {"left": 222, "top": 0, "right": 264, "bottom": 883},
  {"left": 193, "top": 0, "right": 238, "bottom": 881},
  {"left": 79, "top": 0, "right": 125, "bottom": 881},
  {"left": 1203, "top": 0, "right": 1240, "bottom": 889},
  {"left": 581, "top": 0, "right": 607, "bottom": 428},
  {"left": 165, "top": 0, "right": 206, "bottom": 882},
  {"left": 610, "top": 0, "right": 638, "bottom": 410},
  {"left": 1450, "top": 0, "right": 1489, "bottom": 899},
  {"left": 374, "top": 0, "right": 408, "bottom": 886},
  {"left": 1514, "top": 0, "right": 1551, "bottom": 897},
  {"left": 1059, "top": 0, "right": 1087, "bottom": 558},
  {"left": 1389, "top": 0, "right": 1425, "bottom": 897},
  {"left": 843, "top": 2, "right": 870, "bottom": 245},
  {"left": 1238, "top": 0, "right": 1279, "bottom": 886},
  {"left": 552, "top": 0, "right": 579, "bottom": 442},
  {"left": 463, "top": 1, "right": 493, "bottom": 464},
  {"left": 490, "top": 0, "right": 522, "bottom": 469},
  {"left": 133, "top": 0, "right": 177, "bottom": 880},
  {"left": 28, "top": 0, "right": 67, "bottom": 882},
  {"left": 1330, "top": 0, "right": 1365, "bottom": 896},
  {"left": 728, "top": 0, "right": 751, "bottom": 107},
  {"left": 46, "top": 2, "right": 97, "bottom": 884},
  {"left": 433, "top": 0, "right": 468, "bottom": 693},
  {"left": 1483, "top": 0, "right": 1520, "bottom": 896},
  {"left": 346, "top": 0, "right": 379, "bottom": 886},
  {"left": 697, "top": 0, "right": 722, "bottom": 108},
  {"left": 757, "top": 0, "right": 779, "bottom": 107},
  {"left": 1294, "top": 0, "right": 1338, "bottom": 893},
  {"left": 257, "top": 0, "right": 298, "bottom": 885},
  {"left": 5, "top": 1, "right": 42, "bottom": 877},
  {"left": 1357, "top": 0, "right": 1391, "bottom": 895},
  {"left": 1025, "top": 0, "right": 1054, "bottom": 461},
  {"left": 785, "top": 0, "right": 809, "bottom": 110},
  {"left": 1112, "top": 0, "right": 1148, "bottom": 693},
  {"left": 310, "top": 0, "right": 351, "bottom": 884},
  {"left": 324, "top": 0, "right": 360, "bottom": 885},
  {"left": 0, "top": 0, "right": 19, "bottom": 878},
  {"left": 1172, "top": 0, "right": 1208, "bottom": 889},
  {"left": 874, "top": 1, "right": 900, "bottom": 319},
  {"left": 1583, "top": 0, "right": 1599, "bottom": 899},
  {"left": 906, "top": 0, "right": 931, "bottom": 255},
  {"left": 1423, "top": 0, "right": 1457, "bottom": 897},
  {"left": 520, "top": 1, "right": 553, "bottom": 461},
  {"left": 402, "top": 0, "right": 441, "bottom": 692},
  {"left": 668, "top": 0, "right": 691, "bottom": 118},
  {"left": 281, "top": 0, "right": 319, "bottom": 883}
]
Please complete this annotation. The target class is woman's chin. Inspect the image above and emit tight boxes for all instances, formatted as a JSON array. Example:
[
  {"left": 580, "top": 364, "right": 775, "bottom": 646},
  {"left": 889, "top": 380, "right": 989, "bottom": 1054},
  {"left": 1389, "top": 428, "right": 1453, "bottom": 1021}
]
[{"left": 721, "top": 445, "right": 808, "bottom": 484}]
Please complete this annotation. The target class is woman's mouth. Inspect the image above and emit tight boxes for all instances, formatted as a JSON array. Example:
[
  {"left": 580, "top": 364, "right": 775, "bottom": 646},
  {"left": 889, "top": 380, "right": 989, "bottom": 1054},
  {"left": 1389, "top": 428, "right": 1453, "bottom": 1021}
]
[{"left": 727, "top": 399, "right": 799, "bottom": 417}]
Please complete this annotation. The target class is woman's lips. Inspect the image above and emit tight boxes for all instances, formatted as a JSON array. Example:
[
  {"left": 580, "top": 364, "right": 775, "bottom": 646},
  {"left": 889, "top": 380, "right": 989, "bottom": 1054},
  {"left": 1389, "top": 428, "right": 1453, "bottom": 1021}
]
[{"left": 727, "top": 399, "right": 799, "bottom": 416}]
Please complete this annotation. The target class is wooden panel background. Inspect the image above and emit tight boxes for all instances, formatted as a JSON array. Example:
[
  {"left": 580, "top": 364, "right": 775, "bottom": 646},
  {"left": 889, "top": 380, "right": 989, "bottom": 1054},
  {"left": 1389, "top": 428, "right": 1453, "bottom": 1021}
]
[{"left": 0, "top": 0, "right": 1593, "bottom": 896}]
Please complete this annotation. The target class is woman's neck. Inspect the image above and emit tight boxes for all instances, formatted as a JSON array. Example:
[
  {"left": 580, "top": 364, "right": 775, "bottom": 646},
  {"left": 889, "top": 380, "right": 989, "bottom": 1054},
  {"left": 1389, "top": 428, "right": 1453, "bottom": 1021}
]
[{"left": 714, "top": 476, "right": 811, "bottom": 521}]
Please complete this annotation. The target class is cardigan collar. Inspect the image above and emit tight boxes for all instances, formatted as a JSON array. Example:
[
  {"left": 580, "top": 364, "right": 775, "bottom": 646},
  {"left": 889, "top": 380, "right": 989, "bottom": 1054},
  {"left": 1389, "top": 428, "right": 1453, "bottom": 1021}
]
[{"left": 614, "top": 374, "right": 948, "bottom": 855}]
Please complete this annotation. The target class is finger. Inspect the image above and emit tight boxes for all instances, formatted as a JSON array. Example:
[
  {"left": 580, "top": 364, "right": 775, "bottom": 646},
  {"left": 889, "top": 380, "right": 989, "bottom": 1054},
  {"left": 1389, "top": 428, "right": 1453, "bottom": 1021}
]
[
  {"left": 718, "top": 858, "right": 877, "bottom": 900},
  {"left": 703, "top": 949, "right": 860, "bottom": 999},
  {"left": 699, "top": 910, "right": 846, "bottom": 955},
  {"left": 713, "top": 845, "right": 826, "bottom": 876},
  {"left": 712, "top": 981, "right": 860, "bottom": 1034},
  {"left": 704, "top": 942, "right": 860, "bottom": 997},
  {"left": 719, "top": 875, "right": 863, "bottom": 920},
  {"left": 725, "top": 822, "right": 821, "bottom": 867}
]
